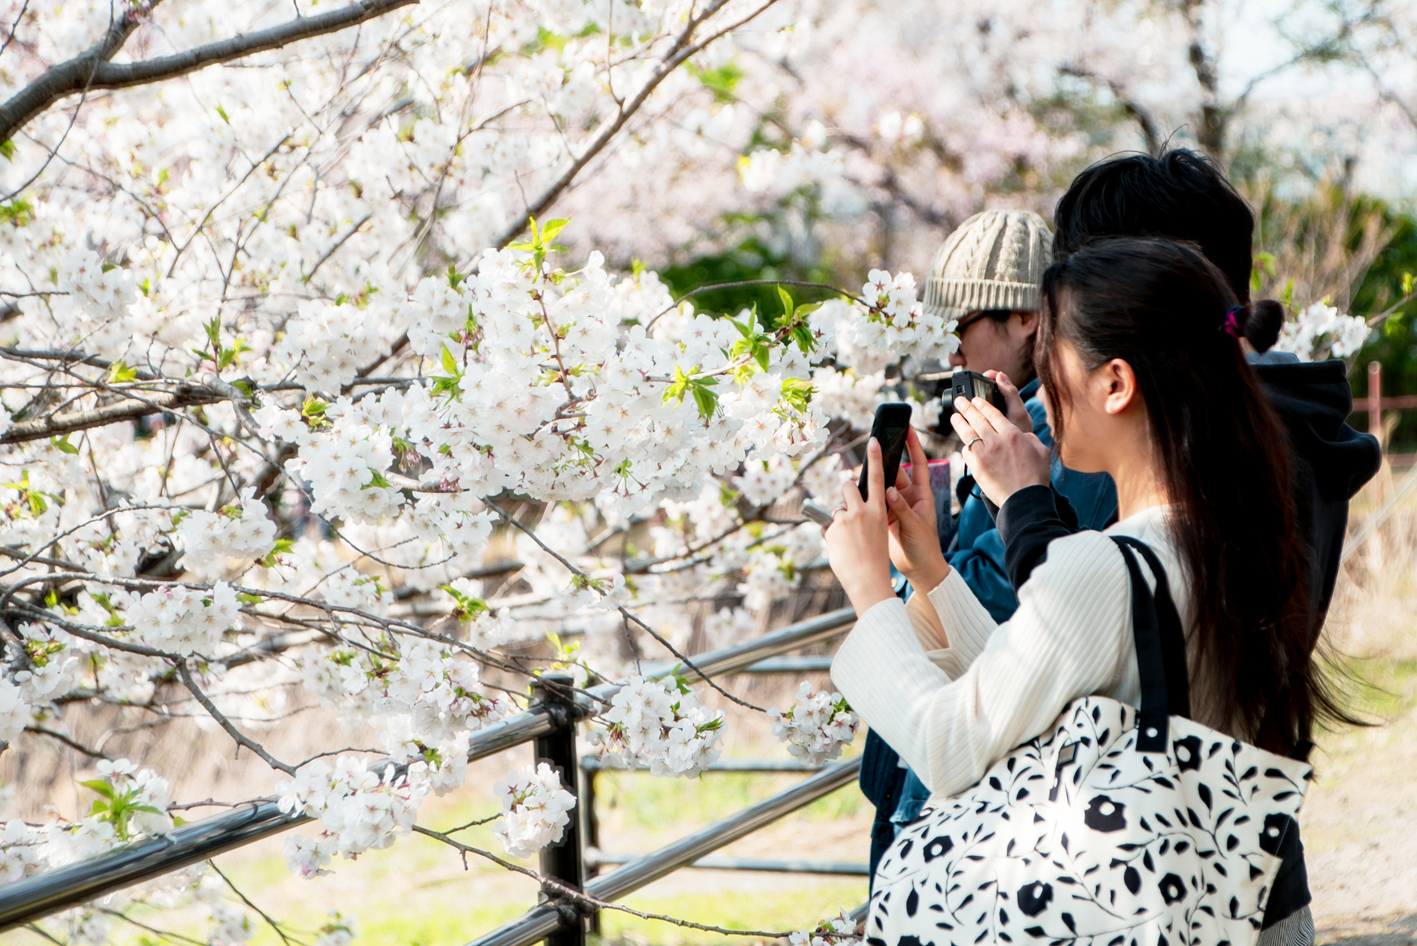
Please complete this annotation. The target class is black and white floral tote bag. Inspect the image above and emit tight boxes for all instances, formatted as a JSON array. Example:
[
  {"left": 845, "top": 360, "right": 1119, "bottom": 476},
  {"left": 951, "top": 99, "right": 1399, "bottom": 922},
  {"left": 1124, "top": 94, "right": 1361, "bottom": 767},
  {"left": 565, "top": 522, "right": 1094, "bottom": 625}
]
[{"left": 867, "top": 538, "right": 1312, "bottom": 946}]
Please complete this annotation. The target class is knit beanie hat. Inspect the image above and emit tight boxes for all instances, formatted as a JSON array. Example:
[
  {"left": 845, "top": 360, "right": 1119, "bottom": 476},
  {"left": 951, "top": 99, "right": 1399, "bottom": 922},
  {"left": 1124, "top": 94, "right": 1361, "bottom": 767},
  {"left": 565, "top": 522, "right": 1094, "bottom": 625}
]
[{"left": 923, "top": 210, "right": 1053, "bottom": 322}]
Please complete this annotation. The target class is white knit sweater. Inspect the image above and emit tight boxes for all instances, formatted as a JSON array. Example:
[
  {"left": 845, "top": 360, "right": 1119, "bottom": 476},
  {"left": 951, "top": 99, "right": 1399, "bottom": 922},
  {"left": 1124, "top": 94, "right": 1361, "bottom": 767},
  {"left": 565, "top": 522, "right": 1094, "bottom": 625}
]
[{"left": 830, "top": 504, "right": 1189, "bottom": 800}]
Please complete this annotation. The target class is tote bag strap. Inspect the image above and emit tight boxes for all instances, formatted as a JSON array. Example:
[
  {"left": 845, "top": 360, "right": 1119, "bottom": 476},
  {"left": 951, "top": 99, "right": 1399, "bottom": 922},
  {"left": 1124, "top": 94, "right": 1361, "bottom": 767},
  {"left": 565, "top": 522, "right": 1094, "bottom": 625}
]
[
  {"left": 1113, "top": 536, "right": 1191, "bottom": 721},
  {"left": 1111, "top": 537, "right": 1192, "bottom": 752}
]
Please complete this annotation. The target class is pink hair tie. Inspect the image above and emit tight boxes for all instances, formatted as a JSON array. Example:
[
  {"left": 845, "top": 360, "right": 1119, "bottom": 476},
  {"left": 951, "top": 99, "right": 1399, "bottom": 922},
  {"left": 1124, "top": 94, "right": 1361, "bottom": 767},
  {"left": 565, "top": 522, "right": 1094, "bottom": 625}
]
[{"left": 1222, "top": 306, "right": 1243, "bottom": 339}]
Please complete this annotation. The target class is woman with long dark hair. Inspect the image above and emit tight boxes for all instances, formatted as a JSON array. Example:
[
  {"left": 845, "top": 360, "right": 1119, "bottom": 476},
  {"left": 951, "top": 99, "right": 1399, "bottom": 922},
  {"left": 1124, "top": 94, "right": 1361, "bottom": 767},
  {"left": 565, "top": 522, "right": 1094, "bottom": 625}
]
[{"left": 825, "top": 238, "right": 1345, "bottom": 937}]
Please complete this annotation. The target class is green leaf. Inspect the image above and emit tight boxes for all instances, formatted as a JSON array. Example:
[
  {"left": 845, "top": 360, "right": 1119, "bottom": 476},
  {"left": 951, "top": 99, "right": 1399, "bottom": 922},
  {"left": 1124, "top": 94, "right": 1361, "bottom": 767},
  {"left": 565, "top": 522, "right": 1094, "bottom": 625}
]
[
  {"left": 79, "top": 779, "right": 116, "bottom": 801},
  {"left": 777, "top": 285, "right": 794, "bottom": 319},
  {"left": 780, "top": 377, "right": 815, "bottom": 412},
  {"left": 440, "top": 344, "right": 461, "bottom": 376},
  {"left": 215, "top": 103, "right": 230, "bottom": 124},
  {"left": 0, "top": 198, "right": 33, "bottom": 226},
  {"left": 686, "top": 60, "right": 745, "bottom": 104},
  {"left": 106, "top": 360, "right": 138, "bottom": 384},
  {"left": 0, "top": 139, "right": 14, "bottom": 162},
  {"left": 50, "top": 435, "right": 80, "bottom": 454},
  {"left": 540, "top": 218, "right": 570, "bottom": 243},
  {"left": 258, "top": 537, "right": 293, "bottom": 568},
  {"left": 366, "top": 468, "right": 392, "bottom": 489},
  {"left": 1402, "top": 271, "right": 1414, "bottom": 297},
  {"left": 691, "top": 381, "right": 720, "bottom": 420}
]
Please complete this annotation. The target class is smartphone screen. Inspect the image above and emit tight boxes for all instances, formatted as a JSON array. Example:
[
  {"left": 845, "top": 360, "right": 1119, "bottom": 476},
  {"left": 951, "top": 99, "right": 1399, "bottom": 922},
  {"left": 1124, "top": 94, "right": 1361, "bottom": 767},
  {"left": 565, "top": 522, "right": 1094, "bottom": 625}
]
[{"left": 858, "top": 403, "right": 913, "bottom": 500}]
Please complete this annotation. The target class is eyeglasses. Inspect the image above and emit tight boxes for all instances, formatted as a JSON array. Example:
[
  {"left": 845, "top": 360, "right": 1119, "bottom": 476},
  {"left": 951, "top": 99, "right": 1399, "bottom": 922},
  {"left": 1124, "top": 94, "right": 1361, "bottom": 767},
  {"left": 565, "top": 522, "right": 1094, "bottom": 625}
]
[{"left": 954, "top": 310, "right": 1001, "bottom": 333}]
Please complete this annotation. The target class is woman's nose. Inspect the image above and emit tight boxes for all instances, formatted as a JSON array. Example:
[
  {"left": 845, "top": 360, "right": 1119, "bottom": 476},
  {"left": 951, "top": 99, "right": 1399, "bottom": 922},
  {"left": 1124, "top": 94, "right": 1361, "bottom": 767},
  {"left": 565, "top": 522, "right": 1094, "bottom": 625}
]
[{"left": 948, "top": 351, "right": 967, "bottom": 368}]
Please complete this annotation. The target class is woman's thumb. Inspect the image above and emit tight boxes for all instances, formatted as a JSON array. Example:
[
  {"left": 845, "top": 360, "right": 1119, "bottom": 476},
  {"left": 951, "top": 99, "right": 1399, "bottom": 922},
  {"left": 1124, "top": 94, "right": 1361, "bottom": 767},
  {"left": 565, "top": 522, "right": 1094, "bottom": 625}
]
[{"left": 885, "top": 486, "right": 911, "bottom": 517}]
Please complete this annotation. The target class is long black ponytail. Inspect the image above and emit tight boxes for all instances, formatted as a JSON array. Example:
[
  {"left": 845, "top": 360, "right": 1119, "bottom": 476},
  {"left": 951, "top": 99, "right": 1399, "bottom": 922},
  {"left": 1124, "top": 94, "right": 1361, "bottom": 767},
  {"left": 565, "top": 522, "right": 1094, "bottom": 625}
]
[{"left": 1036, "top": 237, "right": 1342, "bottom": 752}]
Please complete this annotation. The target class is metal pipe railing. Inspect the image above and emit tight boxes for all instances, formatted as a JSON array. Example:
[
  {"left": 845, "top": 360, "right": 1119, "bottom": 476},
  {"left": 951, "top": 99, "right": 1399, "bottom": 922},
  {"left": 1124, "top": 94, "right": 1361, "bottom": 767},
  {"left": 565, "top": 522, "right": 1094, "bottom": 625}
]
[
  {"left": 586, "top": 853, "right": 869, "bottom": 875},
  {"left": 465, "top": 756, "right": 863, "bottom": 946},
  {"left": 0, "top": 607, "right": 856, "bottom": 931}
]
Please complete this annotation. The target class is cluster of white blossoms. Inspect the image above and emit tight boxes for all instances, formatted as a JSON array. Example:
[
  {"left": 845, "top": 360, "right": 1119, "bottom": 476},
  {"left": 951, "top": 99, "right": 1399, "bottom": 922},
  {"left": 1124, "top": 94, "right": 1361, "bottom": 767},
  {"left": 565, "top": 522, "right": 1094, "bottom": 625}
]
[
  {"left": 0, "top": 758, "right": 176, "bottom": 887},
  {"left": 1273, "top": 302, "right": 1373, "bottom": 361},
  {"left": 111, "top": 582, "right": 241, "bottom": 657},
  {"left": 276, "top": 300, "right": 396, "bottom": 395},
  {"left": 588, "top": 675, "right": 725, "bottom": 777},
  {"left": 0, "top": 820, "right": 46, "bottom": 885},
  {"left": 810, "top": 272, "right": 960, "bottom": 375},
  {"left": 374, "top": 641, "right": 513, "bottom": 794},
  {"left": 770, "top": 683, "right": 860, "bottom": 766},
  {"left": 491, "top": 762, "right": 577, "bottom": 859},
  {"left": 738, "top": 455, "right": 798, "bottom": 506},
  {"left": 175, "top": 488, "right": 278, "bottom": 577},
  {"left": 789, "top": 911, "right": 863, "bottom": 946},
  {"left": 276, "top": 757, "right": 427, "bottom": 875}
]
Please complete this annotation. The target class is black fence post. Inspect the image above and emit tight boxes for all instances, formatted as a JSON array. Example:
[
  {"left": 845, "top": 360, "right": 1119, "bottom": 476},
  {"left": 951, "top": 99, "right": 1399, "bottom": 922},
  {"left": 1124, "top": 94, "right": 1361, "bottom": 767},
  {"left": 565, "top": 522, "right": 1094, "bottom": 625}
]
[
  {"left": 582, "top": 762, "right": 601, "bottom": 936},
  {"left": 531, "top": 672, "right": 587, "bottom": 946}
]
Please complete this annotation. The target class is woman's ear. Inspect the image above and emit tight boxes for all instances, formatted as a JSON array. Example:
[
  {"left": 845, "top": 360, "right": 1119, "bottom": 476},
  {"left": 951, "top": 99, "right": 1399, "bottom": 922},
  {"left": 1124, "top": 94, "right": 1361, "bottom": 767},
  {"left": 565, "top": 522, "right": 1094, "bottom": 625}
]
[{"left": 1099, "top": 358, "right": 1139, "bottom": 416}]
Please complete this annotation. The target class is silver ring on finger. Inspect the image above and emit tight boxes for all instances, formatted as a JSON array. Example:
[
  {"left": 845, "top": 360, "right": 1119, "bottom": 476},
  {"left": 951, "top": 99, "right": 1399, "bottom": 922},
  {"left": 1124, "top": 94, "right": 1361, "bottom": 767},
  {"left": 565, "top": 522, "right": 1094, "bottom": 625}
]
[{"left": 964, "top": 437, "right": 983, "bottom": 450}]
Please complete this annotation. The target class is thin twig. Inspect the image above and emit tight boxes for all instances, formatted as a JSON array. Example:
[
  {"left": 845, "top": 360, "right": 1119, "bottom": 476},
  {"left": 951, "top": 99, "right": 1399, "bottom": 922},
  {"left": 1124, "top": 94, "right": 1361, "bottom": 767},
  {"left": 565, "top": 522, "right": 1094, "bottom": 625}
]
[
  {"left": 177, "top": 660, "right": 297, "bottom": 775},
  {"left": 413, "top": 825, "right": 794, "bottom": 939},
  {"left": 484, "top": 501, "right": 766, "bottom": 713}
]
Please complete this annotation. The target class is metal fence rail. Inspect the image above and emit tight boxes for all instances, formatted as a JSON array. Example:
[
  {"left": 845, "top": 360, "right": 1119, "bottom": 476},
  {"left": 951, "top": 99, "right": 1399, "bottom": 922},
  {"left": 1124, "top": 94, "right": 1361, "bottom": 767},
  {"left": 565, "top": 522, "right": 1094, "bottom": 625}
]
[
  {"left": 0, "top": 606, "right": 857, "bottom": 936},
  {"left": 467, "top": 757, "right": 862, "bottom": 946}
]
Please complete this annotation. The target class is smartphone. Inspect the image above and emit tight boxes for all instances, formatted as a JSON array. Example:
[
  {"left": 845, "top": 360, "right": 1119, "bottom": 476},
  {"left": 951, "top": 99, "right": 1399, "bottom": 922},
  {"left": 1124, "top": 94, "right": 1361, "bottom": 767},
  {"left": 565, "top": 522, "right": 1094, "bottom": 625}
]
[
  {"left": 858, "top": 403, "right": 913, "bottom": 500},
  {"left": 801, "top": 499, "right": 836, "bottom": 527},
  {"left": 936, "top": 370, "right": 1007, "bottom": 432}
]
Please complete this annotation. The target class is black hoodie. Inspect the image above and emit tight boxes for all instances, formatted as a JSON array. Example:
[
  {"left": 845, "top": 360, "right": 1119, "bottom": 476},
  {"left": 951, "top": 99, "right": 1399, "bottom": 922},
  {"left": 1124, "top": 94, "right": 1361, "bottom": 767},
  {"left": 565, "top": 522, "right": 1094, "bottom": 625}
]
[{"left": 1250, "top": 355, "right": 1383, "bottom": 627}]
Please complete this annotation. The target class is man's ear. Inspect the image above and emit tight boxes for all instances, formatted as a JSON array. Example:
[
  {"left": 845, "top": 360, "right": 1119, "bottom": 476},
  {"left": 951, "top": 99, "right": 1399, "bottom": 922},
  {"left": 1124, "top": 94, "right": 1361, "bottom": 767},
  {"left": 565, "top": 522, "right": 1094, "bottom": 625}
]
[
  {"left": 1014, "top": 309, "right": 1040, "bottom": 337},
  {"left": 1100, "top": 357, "right": 1139, "bottom": 415}
]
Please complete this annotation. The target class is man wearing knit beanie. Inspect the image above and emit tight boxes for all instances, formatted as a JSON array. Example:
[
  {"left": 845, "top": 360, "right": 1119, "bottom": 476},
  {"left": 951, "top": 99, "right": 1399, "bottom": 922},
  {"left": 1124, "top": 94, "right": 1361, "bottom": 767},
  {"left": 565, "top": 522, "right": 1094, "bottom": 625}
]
[
  {"left": 857, "top": 208, "right": 1119, "bottom": 885},
  {"left": 926, "top": 209, "right": 1050, "bottom": 381}
]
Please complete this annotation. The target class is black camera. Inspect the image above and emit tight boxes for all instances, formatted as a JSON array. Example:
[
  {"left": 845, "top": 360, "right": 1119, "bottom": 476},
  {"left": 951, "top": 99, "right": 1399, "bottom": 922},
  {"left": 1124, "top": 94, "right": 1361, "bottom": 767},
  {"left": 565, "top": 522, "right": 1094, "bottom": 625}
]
[{"left": 927, "top": 370, "right": 1007, "bottom": 434}]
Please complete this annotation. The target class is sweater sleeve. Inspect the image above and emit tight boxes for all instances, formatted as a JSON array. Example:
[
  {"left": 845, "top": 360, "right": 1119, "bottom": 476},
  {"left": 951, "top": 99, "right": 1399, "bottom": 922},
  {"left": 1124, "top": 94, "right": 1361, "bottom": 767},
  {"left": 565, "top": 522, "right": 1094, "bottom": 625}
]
[{"left": 831, "top": 530, "right": 1134, "bottom": 798}]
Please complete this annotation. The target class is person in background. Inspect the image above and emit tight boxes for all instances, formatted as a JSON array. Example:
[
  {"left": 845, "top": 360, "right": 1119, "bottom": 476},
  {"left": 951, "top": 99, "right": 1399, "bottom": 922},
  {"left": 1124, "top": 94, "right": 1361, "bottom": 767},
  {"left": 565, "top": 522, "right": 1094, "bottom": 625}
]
[
  {"left": 989, "top": 148, "right": 1381, "bottom": 946},
  {"left": 856, "top": 209, "right": 1118, "bottom": 884}
]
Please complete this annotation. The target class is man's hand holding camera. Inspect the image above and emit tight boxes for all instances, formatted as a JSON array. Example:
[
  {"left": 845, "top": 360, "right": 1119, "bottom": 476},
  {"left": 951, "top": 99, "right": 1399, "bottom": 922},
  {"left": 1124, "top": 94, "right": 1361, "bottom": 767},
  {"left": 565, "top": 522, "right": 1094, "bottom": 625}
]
[{"left": 949, "top": 370, "right": 1051, "bottom": 506}]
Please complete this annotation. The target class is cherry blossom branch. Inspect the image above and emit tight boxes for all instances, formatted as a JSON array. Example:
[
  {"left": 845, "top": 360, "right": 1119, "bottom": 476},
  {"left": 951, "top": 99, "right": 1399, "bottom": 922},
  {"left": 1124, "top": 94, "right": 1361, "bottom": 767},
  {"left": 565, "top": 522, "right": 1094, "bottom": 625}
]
[
  {"left": 0, "top": 382, "right": 229, "bottom": 445},
  {"left": 483, "top": 500, "right": 766, "bottom": 712},
  {"left": 0, "top": 0, "right": 418, "bottom": 146},
  {"left": 176, "top": 659, "right": 298, "bottom": 775},
  {"left": 93, "top": 908, "right": 209, "bottom": 946},
  {"left": 24, "top": 725, "right": 108, "bottom": 758},
  {"left": 360, "top": 0, "right": 784, "bottom": 377},
  {"left": 0, "top": 0, "right": 30, "bottom": 60}
]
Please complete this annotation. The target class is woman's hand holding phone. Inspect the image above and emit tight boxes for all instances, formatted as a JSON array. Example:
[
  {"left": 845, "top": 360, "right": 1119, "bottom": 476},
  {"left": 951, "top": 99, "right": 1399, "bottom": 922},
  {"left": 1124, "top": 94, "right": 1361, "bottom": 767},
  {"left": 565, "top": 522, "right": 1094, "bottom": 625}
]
[
  {"left": 822, "top": 437, "right": 897, "bottom": 614},
  {"left": 824, "top": 430, "right": 952, "bottom": 614},
  {"left": 882, "top": 428, "right": 950, "bottom": 593}
]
